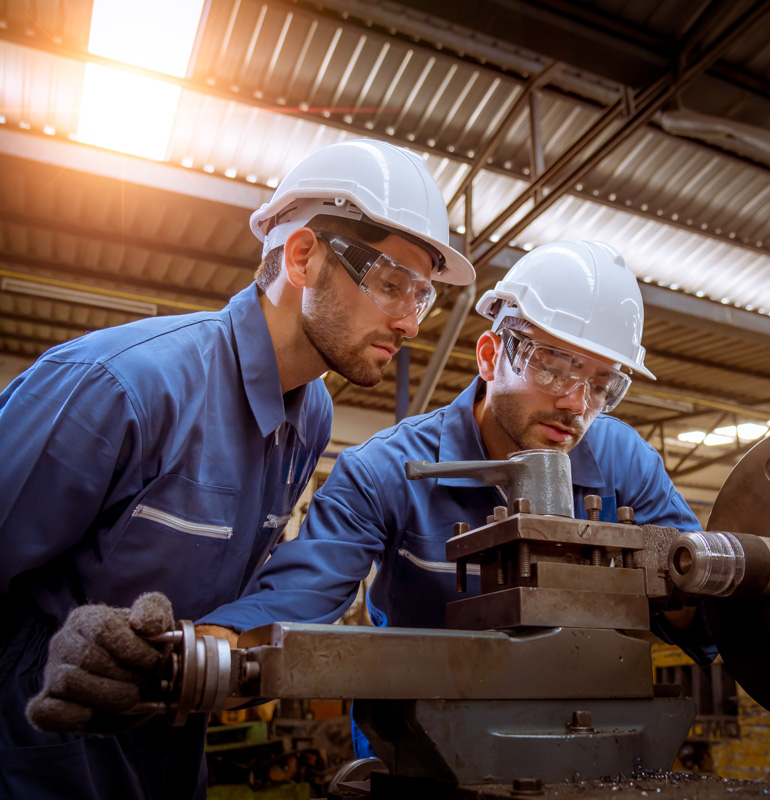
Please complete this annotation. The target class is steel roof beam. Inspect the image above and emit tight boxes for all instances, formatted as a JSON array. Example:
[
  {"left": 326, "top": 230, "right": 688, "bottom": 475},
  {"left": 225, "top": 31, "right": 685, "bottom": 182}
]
[
  {"left": 0, "top": 129, "right": 271, "bottom": 212},
  {"left": 640, "top": 283, "right": 770, "bottom": 347},
  {"left": 471, "top": 0, "right": 770, "bottom": 268}
]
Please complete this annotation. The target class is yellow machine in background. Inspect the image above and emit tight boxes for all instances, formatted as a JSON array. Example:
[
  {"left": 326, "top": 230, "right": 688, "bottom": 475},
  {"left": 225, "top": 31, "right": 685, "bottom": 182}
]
[{"left": 653, "top": 643, "right": 770, "bottom": 779}]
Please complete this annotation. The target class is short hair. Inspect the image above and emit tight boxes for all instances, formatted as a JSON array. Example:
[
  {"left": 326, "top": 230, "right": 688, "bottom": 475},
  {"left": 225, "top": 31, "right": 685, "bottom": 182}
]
[{"left": 254, "top": 214, "right": 391, "bottom": 290}]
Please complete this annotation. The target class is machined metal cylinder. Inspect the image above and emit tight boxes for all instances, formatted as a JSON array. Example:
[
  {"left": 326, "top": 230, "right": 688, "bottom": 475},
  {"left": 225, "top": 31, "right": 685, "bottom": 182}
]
[{"left": 668, "top": 530, "right": 770, "bottom": 597}]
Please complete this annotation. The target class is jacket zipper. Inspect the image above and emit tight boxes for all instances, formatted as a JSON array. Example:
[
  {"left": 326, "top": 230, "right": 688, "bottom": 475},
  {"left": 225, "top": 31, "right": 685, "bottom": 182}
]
[
  {"left": 398, "top": 548, "right": 480, "bottom": 575},
  {"left": 132, "top": 504, "right": 233, "bottom": 539}
]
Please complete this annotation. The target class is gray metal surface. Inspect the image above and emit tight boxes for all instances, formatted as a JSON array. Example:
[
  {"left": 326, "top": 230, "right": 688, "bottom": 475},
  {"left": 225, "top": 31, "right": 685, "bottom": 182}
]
[
  {"left": 354, "top": 696, "right": 696, "bottom": 784},
  {"left": 446, "top": 585, "right": 650, "bottom": 631},
  {"left": 406, "top": 450, "right": 574, "bottom": 517},
  {"left": 237, "top": 623, "right": 654, "bottom": 700},
  {"left": 445, "top": 513, "right": 645, "bottom": 558},
  {"left": 705, "top": 435, "right": 770, "bottom": 711}
]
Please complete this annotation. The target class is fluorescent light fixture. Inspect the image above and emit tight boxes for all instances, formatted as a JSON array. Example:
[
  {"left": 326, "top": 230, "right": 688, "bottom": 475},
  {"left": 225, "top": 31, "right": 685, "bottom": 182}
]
[
  {"left": 678, "top": 423, "right": 769, "bottom": 447},
  {"left": 88, "top": 0, "right": 206, "bottom": 77},
  {"left": 1, "top": 277, "right": 158, "bottom": 316},
  {"left": 76, "top": 64, "right": 181, "bottom": 160}
]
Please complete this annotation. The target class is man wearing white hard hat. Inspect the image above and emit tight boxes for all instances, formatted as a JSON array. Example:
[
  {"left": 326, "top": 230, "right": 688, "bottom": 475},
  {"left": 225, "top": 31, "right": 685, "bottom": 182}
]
[
  {"left": 0, "top": 139, "right": 473, "bottom": 799},
  {"left": 214, "top": 239, "right": 717, "bottom": 753}
]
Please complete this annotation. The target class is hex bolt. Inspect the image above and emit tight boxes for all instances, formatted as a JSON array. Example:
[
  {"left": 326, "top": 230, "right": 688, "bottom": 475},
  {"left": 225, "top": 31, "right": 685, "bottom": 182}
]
[
  {"left": 568, "top": 710, "right": 594, "bottom": 733},
  {"left": 452, "top": 521, "right": 470, "bottom": 538},
  {"left": 519, "top": 541, "right": 532, "bottom": 578},
  {"left": 512, "top": 777, "right": 544, "bottom": 795},
  {"left": 584, "top": 495, "right": 602, "bottom": 521},
  {"left": 513, "top": 497, "right": 532, "bottom": 515},
  {"left": 493, "top": 505, "right": 508, "bottom": 521}
]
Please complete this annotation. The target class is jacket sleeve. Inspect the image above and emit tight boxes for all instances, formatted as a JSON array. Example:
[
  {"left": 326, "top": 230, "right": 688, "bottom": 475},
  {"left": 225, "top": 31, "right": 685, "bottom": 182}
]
[
  {"left": 0, "top": 358, "right": 142, "bottom": 597},
  {"left": 197, "top": 447, "right": 388, "bottom": 632},
  {"left": 614, "top": 435, "right": 700, "bottom": 532}
]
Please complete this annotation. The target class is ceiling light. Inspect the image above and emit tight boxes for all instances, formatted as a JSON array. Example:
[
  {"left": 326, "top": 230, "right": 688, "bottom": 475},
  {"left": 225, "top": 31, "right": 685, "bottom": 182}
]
[
  {"left": 1, "top": 278, "right": 158, "bottom": 316},
  {"left": 76, "top": 64, "right": 181, "bottom": 161},
  {"left": 677, "top": 423, "right": 769, "bottom": 447},
  {"left": 677, "top": 430, "right": 732, "bottom": 446},
  {"left": 88, "top": 0, "right": 206, "bottom": 77}
]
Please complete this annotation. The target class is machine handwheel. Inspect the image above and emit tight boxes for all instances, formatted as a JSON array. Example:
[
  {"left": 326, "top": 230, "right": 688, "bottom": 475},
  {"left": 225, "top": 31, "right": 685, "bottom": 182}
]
[{"left": 705, "top": 435, "right": 770, "bottom": 711}]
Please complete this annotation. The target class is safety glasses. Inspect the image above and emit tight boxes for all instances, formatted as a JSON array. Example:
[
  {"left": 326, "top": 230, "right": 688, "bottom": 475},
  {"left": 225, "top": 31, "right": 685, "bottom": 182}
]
[
  {"left": 315, "top": 231, "right": 437, "bottom": 323},
  {"left": 501, "top": 329, "right": 631, "bottom": 413}
]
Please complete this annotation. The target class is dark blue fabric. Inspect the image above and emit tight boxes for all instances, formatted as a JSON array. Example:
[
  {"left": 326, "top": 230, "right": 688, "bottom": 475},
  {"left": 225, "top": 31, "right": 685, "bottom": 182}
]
[{"left": 0, "top": 284, "right": 332, "bottom": 799}]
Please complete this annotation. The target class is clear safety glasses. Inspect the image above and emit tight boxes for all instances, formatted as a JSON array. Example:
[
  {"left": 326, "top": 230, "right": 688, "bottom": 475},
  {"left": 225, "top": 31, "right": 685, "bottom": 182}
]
[
  {"left": 501, "top": 329, "right": 632, "bottom": 413},
  {"left": 315, "top": 231, "right": 437, "bottom": 323}
]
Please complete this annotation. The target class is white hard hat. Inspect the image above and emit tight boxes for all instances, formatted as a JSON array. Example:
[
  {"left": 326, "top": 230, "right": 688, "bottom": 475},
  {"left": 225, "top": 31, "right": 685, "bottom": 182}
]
[
  {"left": 475, "top": 240, "right": 655, "bottom": 380},
  {"left": 250, "top": 139, "right": 475, "bottom": 286}
]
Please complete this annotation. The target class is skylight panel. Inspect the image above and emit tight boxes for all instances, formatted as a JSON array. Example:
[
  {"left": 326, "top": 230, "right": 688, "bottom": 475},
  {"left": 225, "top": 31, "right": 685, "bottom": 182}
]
[{"left": 76, "top": 0, "right": 205, "bottom": 159}]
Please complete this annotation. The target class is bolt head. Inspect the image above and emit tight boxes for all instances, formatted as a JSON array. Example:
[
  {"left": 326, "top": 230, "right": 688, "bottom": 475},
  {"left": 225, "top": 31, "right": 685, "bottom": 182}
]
[{"left": 512, "top": 777, "right": 544, "bottom": 795}]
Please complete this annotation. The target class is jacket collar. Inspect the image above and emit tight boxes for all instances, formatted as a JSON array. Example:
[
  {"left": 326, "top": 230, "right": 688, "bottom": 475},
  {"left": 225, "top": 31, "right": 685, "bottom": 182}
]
[{"left": 227, "top": 284, "right": 310, "bottom": 443}]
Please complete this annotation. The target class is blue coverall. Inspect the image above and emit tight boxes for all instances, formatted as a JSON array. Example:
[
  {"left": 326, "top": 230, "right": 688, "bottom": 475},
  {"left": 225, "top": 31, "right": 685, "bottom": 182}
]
[
  {"left": 0, "top": 284, "right": 332, "bottom": 799},
  {"left": 199, "top": 376, "right": 718, "bottom": 756}
]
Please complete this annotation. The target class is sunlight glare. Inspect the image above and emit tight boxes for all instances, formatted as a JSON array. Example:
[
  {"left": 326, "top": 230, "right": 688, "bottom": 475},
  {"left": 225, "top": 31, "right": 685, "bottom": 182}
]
[
  {"left": 76, "top": 64, "right": 181, "bottom": 161},
  {"left": 88, "top": 0, "right": 206, "bottom": 77}
]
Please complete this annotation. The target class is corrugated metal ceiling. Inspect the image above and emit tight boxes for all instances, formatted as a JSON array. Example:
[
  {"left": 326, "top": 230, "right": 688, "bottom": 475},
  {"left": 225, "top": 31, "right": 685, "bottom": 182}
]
[{"left": 1, "top": 0, "right": 770, "bottom": 501}]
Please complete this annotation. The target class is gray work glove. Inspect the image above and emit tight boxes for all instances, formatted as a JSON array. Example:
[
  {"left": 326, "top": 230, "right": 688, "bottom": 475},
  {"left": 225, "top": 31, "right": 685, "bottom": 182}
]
[{"left": 26, "top": 592, "right": 174, "bottom": 735}]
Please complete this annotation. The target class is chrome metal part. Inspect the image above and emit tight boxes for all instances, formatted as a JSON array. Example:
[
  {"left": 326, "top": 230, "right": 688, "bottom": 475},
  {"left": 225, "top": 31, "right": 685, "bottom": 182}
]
[
  {"left": 164, "top": 621, "right": 232, "bottom": 726},
  {"left": 328, "top": 758, "right": 386, "bottom": 794},
  {"left": 406, "top": 449, "right": 574, "bottom": 517},
  {"left": 668, "top": 530, "right": 747, "bottom": 596},
  {"left": 669, "top": 529, "right": 770, "bottom": 598}
]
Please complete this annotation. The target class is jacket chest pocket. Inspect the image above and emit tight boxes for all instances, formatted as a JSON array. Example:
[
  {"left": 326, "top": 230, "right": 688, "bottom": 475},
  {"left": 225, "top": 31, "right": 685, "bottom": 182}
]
[{"left": 89, "top": 474, "right": 241, "bottom": 620}]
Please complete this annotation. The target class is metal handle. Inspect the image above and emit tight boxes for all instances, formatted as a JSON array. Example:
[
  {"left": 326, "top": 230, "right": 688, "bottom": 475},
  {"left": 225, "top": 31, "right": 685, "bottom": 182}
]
[{"left": 406, "top": 449, "right": 574, "bottom": 517}]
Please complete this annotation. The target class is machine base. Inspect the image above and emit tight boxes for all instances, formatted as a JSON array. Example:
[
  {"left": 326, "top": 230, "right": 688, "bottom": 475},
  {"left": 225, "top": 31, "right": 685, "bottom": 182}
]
[{"left": 354, "top": 696, "right": 696, "bottom": 785}]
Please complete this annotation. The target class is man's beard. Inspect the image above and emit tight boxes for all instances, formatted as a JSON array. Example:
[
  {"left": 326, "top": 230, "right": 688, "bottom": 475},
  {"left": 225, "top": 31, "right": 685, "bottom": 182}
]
[
  {"left": 491, "top": 391, "right": 587, "bottom": 454},
  {"left": 301, "top": 260, "right": 402, "bottom": 388}
]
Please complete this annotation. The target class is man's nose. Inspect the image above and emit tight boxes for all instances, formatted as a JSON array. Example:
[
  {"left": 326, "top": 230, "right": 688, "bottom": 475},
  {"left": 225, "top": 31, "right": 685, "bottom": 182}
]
[
  {"left": 554, "top": 380, "right": 590, "bottom": 413},
  {"left": 392, "top": 306, "right": 420, "bottom": 339}
]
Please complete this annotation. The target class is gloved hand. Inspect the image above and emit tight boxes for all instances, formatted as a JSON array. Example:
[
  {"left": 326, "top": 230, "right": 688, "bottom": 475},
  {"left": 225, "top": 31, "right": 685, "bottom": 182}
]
[{"left": 26, "top": 592, "right": 174, "bottom": 734}]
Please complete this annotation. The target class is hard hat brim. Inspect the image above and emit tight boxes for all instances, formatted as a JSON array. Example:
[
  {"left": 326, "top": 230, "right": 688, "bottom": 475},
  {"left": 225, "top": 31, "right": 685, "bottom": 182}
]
[{"left": 251, "top": 190, "right": 475, "bottom": 286}]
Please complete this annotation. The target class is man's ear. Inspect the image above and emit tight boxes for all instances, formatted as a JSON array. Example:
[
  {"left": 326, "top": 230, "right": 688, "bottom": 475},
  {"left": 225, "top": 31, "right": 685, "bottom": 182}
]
[
  {"left": 284, "top": 228, "right": 323, "bottom": 289},
  {"left": 477, "top": 330, "right": 501, "bottom": 381}
]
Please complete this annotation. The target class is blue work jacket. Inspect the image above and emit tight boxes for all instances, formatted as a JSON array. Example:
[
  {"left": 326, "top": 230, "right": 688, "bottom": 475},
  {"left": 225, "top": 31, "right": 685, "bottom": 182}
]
[
  {"left": 213, "top": 377, "right": 716, "bottom": 665},
  {"left": 0, "top": 284, "right": 331, "bottom": 799}
]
